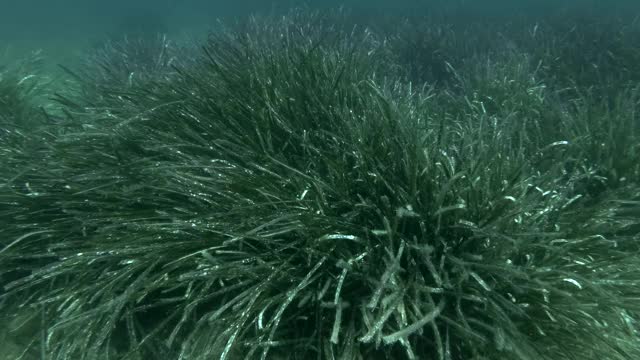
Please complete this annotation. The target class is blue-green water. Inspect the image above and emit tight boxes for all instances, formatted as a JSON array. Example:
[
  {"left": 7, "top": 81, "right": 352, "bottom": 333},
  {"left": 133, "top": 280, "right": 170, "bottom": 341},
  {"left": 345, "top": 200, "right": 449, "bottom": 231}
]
[{"left": 1, "top": 0, "right": 638, "bottom": 50}]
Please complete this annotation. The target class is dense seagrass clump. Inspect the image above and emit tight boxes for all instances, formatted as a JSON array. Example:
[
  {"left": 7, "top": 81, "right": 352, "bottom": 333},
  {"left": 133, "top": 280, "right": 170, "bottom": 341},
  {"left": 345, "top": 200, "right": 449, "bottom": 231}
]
[
  {"left": 0, "top": 50, "right": 51, "bottom": 127},
  {"left": 1, "top": 10, "right": 640, "bottom": 360}
]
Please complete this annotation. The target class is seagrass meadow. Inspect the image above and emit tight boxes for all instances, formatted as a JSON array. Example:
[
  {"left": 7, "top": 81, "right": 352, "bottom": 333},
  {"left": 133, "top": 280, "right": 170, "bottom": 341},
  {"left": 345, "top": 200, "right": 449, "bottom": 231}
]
[{"left": 1, "top": 7, "right": 640, "bottom": 360}]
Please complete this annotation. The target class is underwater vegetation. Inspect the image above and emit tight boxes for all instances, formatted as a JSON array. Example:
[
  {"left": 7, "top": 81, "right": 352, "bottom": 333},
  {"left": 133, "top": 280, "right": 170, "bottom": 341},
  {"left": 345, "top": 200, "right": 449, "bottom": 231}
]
[{"left": 1, "top": 8, "right": 640, "bottom": 360}]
